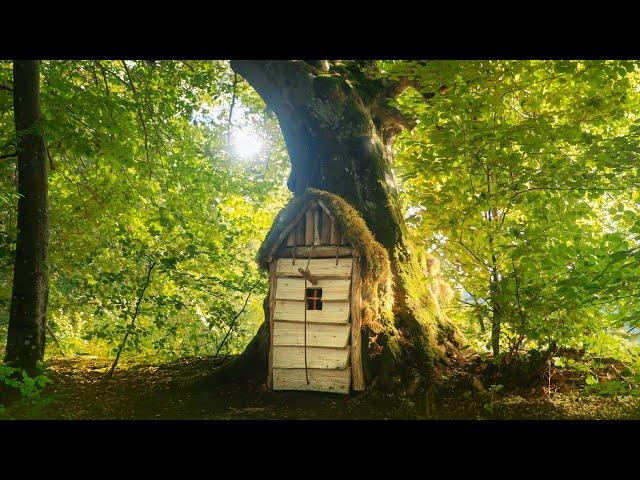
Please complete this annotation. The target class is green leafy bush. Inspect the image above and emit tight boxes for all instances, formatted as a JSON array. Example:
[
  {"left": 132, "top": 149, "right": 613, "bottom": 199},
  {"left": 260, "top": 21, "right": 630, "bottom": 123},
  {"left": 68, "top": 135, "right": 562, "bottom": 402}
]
[{"left": 0, "top": 361, "right": 53, "bottom": 416}]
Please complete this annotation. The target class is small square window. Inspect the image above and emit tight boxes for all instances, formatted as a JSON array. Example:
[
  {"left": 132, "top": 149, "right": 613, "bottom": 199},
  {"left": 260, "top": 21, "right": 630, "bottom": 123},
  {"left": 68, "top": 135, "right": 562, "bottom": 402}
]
[{"left": 306, "top": 288, "right": 322, "bottom": 310}]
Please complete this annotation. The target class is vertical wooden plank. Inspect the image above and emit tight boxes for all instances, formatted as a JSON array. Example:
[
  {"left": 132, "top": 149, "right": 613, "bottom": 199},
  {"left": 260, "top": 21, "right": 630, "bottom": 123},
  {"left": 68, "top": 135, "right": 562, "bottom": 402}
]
[
  {"left": 305, "top": 208, "right": 314, "bottom": 246},
  {"left": 313, "top": 208, "right": 321, "bottom": 245},
  {"left": 268, "top": 206, "right": 311, "bottom": 259},
  {"left": 286, "top": 231, "right": 295, "bottom": 247},
  {"left": 321, "top": 211, "right": 331, "bottom": 244},
  {"left": 329, "top": 218, "right": 338, "bottom": 245},
  {"left": 350, "top": 254, "right": 364, "bottom": 391},
  {"left": 340, "top": 232, "right": 349, "bottom": 246},
  {"left": 295, "top": 218, "right": 305, "bottom": 246},
  {"left": 317, "top": 199, "right": 333, "bottom": 219},
  {"left": 331, "top": 224, "right": 341, "bottom": 246},
  {"left": 268, "top": 261, "right": 277, "bottom": 389}
]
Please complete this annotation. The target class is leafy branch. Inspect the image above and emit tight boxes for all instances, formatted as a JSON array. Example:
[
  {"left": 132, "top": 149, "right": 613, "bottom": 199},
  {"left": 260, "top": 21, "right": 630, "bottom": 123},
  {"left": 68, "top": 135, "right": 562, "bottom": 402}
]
[
  {"left": 214, "top": 280, "right": 259, "bottom": 357},
  {"left": 105, "top": 259, "right": 157, "bottom": 380}
]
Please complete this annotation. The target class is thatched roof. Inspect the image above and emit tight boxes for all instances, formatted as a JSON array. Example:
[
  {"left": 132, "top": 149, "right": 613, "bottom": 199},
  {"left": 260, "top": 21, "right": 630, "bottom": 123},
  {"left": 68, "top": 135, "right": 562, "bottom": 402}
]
[{"left": 257, "top": 188, "right": 390, "bottom": 281}]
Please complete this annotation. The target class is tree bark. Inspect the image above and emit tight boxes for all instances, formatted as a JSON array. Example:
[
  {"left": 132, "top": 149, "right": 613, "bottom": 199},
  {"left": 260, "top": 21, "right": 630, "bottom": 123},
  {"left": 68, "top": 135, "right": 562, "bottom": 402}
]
[
  {"left": 489, "top": 265, "right": 501, "bottom": 357},
  {"left": 485, "top": 170, "right": 501, "bottom": 359},
  {"left": 203, "top": 60, "right": 463, "bottom": 392},
  {"left": 230, "top": 60, "right": 408, "bottom": 253},
  {"left": 4, "top": 60, "right": 49, "bottom": 375}
]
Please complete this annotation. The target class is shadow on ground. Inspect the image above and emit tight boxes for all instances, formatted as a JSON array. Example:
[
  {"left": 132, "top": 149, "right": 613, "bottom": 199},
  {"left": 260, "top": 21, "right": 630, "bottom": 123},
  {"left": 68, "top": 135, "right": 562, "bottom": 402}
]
[{"left": 5, "top": 355, "right": 640, "bottom": 420}]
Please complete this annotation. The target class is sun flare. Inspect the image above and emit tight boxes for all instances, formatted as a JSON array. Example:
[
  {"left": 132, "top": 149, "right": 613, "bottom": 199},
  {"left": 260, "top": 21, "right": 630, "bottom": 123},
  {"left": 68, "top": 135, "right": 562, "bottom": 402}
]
[{"left": 232, "top": 129, "right": 262, "bottom": 158}]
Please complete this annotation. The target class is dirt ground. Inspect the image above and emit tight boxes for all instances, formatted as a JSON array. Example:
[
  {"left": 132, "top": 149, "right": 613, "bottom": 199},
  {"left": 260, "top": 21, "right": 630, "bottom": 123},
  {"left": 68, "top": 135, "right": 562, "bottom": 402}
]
[{"left": 4, "top": 355, "right": 640, "bottom": 420}]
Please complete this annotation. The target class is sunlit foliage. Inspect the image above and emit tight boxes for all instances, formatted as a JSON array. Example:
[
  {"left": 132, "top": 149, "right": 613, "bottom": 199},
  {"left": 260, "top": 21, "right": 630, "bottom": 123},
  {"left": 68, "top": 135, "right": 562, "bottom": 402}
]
[
  {"left": 0, "top": 60, "right": 290, "bottom": 360},
  {"left": 391, "top": 60, "right": 640, "bottom": 362}
]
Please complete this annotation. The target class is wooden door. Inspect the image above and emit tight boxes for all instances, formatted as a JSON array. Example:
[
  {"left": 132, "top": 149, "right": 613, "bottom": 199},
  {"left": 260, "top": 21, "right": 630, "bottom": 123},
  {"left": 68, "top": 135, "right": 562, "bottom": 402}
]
[{"left": 270, "top": 257, "right": 353, "bottom": 393}]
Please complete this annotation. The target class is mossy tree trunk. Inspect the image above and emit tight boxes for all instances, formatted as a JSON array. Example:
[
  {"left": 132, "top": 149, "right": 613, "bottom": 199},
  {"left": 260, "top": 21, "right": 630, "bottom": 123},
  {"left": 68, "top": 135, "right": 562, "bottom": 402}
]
[
  {"left": 4, "top": 60, "right": 49, "bottom": 376},
  {"left": 206, "top": 60, "right": 463, "bottom": 391}
]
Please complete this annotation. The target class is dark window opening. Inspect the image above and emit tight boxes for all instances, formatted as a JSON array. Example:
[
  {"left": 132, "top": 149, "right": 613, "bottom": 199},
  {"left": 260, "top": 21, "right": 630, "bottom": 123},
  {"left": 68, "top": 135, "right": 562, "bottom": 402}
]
[{"left": 306, "top": 288, "right": 322, "bottom": 310}]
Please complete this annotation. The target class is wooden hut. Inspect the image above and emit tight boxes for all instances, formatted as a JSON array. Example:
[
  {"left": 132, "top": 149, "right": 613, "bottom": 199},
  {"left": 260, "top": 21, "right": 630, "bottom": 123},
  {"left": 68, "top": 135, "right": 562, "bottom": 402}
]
[{"left": 257, "top": 188, "right": 392, "bottom": 394}]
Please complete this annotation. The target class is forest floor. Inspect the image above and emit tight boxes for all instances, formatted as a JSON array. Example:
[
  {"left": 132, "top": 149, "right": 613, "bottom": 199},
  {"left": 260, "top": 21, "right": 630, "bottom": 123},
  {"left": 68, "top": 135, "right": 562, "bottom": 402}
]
[{"left": 4, "top": 354, "right": 640, "bottom": 420}]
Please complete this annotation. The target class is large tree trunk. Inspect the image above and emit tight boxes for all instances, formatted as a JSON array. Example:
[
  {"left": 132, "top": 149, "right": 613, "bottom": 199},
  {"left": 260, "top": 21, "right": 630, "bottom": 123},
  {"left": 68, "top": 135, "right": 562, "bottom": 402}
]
[
  {"left": 4, "top": 60, "right": 49, "bottom": 376},
  {"left": 204, "top": 60, "right": 463, "bottom": 392}
]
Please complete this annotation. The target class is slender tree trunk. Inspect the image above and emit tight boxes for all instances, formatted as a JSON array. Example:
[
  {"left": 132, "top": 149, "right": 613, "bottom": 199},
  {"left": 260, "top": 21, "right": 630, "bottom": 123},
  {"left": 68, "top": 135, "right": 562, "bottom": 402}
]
[
  {"left": 4, "top": 60, "right": 49, "bottom": 375},
  {"left": 203, "top": 60, "right": 464, "bottom": 392},
  {"left": 485, "top": 166, "right": 501, "bottom": 358},
  {"left": 489, "top": 262, "right": 501, "bottom": 357}
]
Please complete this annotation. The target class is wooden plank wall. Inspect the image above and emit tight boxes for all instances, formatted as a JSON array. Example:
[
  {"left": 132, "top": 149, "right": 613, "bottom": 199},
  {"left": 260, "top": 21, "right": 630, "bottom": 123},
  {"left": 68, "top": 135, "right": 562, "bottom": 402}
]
[
  {"left": 275, "top": 277, "right": 351, "bottom": 301},
  {"left": 272, "top": 368, "right": 351, "bottom": 393},
  {"left": 273, "top": 300, "right": 350, "bottom": 323},
  {"left": 276, "top": 257, "right": 352, "bottom": 277},
  {"left": 283, "top": 202, "right": 345, "bottom": 249},
  {"left": 273, "top": 346, "right": 349, "bottom": 369},
  {"left": 270, "top": 202, "right": 359, "bottom": 394}
]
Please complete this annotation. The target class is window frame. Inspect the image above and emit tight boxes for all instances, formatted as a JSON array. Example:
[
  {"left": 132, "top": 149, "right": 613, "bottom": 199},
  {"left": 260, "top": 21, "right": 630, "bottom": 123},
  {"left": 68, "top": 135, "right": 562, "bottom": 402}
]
[{"left": 305, "top": 287, "right": 323, "bottom": 311}]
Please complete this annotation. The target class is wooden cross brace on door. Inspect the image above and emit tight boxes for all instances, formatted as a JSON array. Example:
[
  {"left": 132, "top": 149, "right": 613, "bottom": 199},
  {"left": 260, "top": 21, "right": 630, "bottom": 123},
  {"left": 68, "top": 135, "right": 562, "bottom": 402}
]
[{"left": 297, "top": 267, "right": 318, "bottom": 285}]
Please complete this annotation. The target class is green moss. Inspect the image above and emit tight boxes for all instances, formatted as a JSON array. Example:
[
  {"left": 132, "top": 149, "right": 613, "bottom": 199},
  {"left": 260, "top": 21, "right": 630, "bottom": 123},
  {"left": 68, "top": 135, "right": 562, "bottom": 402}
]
[
  {"left": 257, "top": 189, "right": 465, "bottom": 390},
  {"left": 390, "top": 247, "right": 467, "bottom": 379},
  {"left": 257, "top": 188, "right": 391, "bottom": 283},
  {"left": 259, "top": 189, "right": 400, "bottom": 380}
]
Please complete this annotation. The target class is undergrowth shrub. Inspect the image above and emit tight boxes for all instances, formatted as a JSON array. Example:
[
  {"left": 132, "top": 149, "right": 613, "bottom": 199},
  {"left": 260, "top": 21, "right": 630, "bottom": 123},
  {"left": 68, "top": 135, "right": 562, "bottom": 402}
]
[{"left": 0, "top": 361, "right": 53, "bottom": 418}]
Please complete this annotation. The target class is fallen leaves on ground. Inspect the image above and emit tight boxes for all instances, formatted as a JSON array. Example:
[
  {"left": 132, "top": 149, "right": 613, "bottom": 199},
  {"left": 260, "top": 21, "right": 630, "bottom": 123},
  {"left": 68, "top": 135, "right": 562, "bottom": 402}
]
[{"left": 4, "top": 355, "right": 639, "bottom": 420}]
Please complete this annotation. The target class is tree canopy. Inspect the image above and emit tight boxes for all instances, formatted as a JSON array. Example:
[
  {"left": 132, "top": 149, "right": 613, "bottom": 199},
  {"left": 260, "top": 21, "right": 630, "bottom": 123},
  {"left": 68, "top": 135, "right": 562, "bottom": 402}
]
[
  {"left": 1, "top": 59, "right": 640, "bottom": 418},
  {"left": 391, "top": 60, "right": 640, "bottom": 364}
]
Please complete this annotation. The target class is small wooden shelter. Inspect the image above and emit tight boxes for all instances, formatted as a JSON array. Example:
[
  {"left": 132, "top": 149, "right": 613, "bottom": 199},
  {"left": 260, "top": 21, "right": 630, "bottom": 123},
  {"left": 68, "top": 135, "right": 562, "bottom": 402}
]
[{"left": 258, "top": 189, "right": 391, "bottom": 394}]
